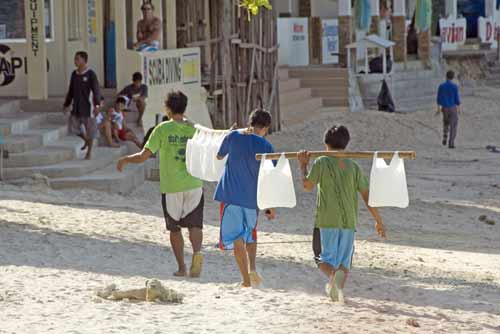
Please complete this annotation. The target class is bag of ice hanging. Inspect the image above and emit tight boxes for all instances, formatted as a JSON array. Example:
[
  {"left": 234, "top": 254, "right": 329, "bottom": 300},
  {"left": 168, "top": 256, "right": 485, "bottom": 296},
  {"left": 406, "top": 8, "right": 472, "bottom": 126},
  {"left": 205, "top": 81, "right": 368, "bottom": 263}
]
[
  {"left": 368, "top": 152, "right": 409, "bottom": 208},
  {"left": 257, "top": 154, "right": 297, "bottom": 210}
]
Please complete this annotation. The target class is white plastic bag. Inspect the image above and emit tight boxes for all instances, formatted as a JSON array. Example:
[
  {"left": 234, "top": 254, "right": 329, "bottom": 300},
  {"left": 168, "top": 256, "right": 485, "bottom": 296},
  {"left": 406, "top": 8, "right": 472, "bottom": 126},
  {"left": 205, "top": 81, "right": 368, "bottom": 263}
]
[
  {"left": 368, "top": 152, "right": 409, "bottom": 208},
  {"left": 186, "top": 127, "right": 228, "bottom": 182},
  {"left": 257, "top": 154, "right": 297, "bottom": 210}
]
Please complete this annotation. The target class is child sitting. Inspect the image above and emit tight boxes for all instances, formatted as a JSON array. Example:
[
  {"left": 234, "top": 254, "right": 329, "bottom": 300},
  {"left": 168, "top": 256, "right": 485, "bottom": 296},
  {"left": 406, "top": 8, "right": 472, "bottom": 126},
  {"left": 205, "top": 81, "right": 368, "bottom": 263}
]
[{"left": 297, "top": 125, "right": 386, "bottom": 303}]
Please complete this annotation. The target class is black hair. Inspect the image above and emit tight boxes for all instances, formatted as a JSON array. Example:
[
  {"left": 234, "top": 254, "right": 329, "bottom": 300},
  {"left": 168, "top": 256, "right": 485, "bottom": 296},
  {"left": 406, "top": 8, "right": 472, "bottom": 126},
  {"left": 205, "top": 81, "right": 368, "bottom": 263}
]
[
  {"left": 75, "top": 51, "right": 88, "bottom": 63},
  {"left": 324, "top": 125, "right": 350, "bottom": 150},
  {"left": 166, "top": 91, "right": 188, "bottom": 114},
  {"left": 446, "top": 70, "right": 455, "bottom": 80},
  {"left": 132, "top": 72, "right": 143, "bottom": 82},
  {"left": 115, "top": 96, "right": 127, "bottom": 105},
  {"left": 249, "top": 109, "right": 272, "bottom": 128},
  {"left": 141, "top": 1, "right": 154, "bottom": 10}
]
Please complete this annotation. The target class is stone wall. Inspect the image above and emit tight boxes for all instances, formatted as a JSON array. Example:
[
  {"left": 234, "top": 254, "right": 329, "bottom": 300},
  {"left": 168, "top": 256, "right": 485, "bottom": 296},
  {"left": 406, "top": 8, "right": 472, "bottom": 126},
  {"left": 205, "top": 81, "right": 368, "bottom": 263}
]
[
  {"left": 418, "top": 31, "right": 431, "bottom": 66},
  {"left": 339, "top": 16, "right": 353, "bottom": 67},
  {"left": 299, "top": 0, "right": 311, "bottom": 17},
  {"left": 392, "top": 16, "right": 407, "bottom": 62}
]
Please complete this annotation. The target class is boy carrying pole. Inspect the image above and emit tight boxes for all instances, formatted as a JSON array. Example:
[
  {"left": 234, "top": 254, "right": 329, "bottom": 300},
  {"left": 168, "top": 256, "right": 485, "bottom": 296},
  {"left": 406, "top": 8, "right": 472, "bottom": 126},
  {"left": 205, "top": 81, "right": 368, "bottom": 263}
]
[{"left": 297, "top": 125, "right": 386, "bottom": 303}]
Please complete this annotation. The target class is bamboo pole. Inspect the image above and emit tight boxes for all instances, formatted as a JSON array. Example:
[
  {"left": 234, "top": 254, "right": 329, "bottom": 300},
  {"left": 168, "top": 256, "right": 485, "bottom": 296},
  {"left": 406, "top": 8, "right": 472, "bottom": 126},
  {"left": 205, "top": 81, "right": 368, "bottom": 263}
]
[{"left": 256, "top": 151, "right": 417, "bottom": 161}]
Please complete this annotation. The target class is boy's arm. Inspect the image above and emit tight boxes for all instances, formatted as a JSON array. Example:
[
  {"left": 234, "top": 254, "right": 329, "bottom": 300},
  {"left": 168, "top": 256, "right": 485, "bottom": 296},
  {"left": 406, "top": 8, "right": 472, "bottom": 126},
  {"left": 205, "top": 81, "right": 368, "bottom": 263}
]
[
  {"left": 216, "top": 132, "right": 232, "bottom": 160},
  {"left": 298, "top": 150, "right": 315, "bottom": 192},
  {"left": 360, "top": 189, "right": 386, "bottom": 238},
  {"left": 117, "top": 149, "right": 152, "bottom": 172},
  {"left": 63, "top": 73, "right": 74, "bottom": 109}
]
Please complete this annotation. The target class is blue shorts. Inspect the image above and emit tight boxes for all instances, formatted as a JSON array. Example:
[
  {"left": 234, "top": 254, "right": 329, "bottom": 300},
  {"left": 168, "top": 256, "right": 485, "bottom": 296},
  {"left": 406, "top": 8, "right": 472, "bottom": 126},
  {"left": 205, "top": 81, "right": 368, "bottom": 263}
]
[
  {"left": 219, "top": 203, "right": 258, "bottom": 250},
  {"left": 319, "top": 228, "right": 355, "bottom": 270}
]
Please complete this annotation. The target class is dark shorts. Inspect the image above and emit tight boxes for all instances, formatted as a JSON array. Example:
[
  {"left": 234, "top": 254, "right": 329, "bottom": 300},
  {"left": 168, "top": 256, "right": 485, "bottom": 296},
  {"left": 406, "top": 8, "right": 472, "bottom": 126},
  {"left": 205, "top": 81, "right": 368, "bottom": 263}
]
[
  {"left": 161, "top": 193, "right": 204, "bottom": 232},
  {"left": 68, "top": 115, "right": 97, "bottom": 140}
]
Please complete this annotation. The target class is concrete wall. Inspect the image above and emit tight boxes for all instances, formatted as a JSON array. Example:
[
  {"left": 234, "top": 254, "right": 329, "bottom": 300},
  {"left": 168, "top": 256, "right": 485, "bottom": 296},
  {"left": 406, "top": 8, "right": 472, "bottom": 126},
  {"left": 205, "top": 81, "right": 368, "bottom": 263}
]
[
  {"left": 311, "top": 0, "right": 339, "bottom": 19},
  {"left": 0, "top": 0, "right": 104, "bottom": 97}
]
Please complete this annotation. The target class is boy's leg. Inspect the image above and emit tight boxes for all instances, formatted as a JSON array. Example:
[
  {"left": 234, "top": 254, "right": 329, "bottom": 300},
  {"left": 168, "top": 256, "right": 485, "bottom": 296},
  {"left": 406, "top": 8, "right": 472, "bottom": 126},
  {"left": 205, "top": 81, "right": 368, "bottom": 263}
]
[
  {"left": 125, "top": 131, "right": 143, "bottom": 148},
  {"left": 170, "top": 231, "right": 187, "bottom": 276},
  {"left": 246, "top": 243, "right": 257, "bottom": 272},
  {"left": 135, "top": 98, "right": 146, "bottom": 126},
  {"left": 243, "top": 209, "right": 262, "bottom": 286},
  {"left": 234, "top": 239, "right": 251, "bottom": 287},
  {"left": 103, "top": 121, "right": 119, "bottom": 147},
  {"left": 83, "top": 118, "right": 97, "bottom": 160},
  {"left": 442, "top": 109, "right": 450, "bottom": 146},
  {"left": 448, "top": 109, "right": 458, "bottom": 148},
  {"left": 312, "top": 227, "right": 322, "bottom": 266}
]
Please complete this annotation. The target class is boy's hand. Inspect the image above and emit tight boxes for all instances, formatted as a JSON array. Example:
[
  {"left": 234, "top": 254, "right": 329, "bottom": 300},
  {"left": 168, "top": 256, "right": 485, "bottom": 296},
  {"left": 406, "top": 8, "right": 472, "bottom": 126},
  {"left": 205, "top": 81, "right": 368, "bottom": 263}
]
[
  {"left": 265, "top": 209, "right": 276, "bottom": 220},
  {"left": 116, "top": 158, "right": 128, "bottom": 172},
  {"left": 375, "top": 221, "right": 386, "bottom": 239},
  {"left": 297, "top": 150, "right": 310, "bottom": 167}
]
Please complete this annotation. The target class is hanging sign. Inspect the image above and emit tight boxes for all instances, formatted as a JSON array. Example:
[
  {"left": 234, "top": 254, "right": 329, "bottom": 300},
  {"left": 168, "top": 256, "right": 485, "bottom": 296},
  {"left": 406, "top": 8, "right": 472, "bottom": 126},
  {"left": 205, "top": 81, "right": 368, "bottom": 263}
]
[
  {"left": 439, "top": 18, "right": 467, "bottom": 51},
  {"left": 321, "top": 19, "right": 339, "bottom": 64},
  {"left": 278, "top": 18, "right": 309, "bottom": 66},
  {"left": 479, "top": 16, "right": 500, "bottom": 48}
]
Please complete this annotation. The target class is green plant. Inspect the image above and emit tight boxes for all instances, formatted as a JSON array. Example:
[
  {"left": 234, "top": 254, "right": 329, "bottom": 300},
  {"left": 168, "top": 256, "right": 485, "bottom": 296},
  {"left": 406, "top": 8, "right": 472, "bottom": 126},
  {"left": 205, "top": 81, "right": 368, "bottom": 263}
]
[{"left": 240, "top": 0, "right": 272, "bottom": 20}]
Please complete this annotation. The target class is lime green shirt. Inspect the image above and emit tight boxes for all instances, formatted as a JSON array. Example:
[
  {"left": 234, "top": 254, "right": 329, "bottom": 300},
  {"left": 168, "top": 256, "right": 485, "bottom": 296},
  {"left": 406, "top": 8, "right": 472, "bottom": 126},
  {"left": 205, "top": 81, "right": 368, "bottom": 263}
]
[
  {"left": 144, "top": 120, "right": 202, "bottom": 194},
  {"left": 307, "top": 156, "right": 369, "bottom": 230}
]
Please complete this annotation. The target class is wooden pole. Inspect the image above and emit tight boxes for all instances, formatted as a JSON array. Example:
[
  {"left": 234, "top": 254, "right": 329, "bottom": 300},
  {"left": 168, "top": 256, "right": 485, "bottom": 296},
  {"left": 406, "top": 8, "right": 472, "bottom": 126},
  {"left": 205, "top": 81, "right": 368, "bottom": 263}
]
[{"left": 256, "top": 151, "right": 417, "bottom": 161}]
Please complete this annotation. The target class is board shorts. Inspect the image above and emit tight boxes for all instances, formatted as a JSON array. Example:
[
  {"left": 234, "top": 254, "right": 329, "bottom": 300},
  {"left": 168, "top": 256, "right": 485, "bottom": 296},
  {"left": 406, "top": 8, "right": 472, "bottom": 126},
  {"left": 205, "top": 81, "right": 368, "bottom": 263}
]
[
  {"left": 118, "top": 128, "right": 128, "bottom": 141},
  {"left": 218, "top": 203, "right": 258, "bottom": 250},
  {"left": 136, "top": 41, "right": 160, "bottom": 52},
  {"left": 161, "top": 188, "right": 204, "bottom": 233},
  {"left": 68, "top": 115, "right": 97, "bottom": 140},
  {"left": 319, "top": 228, "right": 355, "bottom": 270}
]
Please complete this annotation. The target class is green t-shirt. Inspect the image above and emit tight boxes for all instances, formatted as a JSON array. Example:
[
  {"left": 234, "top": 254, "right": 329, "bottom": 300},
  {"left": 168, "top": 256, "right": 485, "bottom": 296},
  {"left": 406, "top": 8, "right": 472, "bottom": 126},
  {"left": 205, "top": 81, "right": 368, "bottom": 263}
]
[
  {"left": 307, "top": 156, "right": 369, "bottom": 230},
  {"left": 144, "top": 120, "right": 202, "bottom": 194}
]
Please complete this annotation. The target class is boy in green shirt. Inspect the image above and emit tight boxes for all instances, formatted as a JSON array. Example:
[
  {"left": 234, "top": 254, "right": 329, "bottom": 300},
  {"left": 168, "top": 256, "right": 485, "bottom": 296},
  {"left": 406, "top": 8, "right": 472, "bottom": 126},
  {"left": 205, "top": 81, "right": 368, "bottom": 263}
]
[
  {"left": 117, "top": 91, "right": 204, "bottom": 278},
  {"left": 298, "top": 125, "right": 386, "bottom": 303}
]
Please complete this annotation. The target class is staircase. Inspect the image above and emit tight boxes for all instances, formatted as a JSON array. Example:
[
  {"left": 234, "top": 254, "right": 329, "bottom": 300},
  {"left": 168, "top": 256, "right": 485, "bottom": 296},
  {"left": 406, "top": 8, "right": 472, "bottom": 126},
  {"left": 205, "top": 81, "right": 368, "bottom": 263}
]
[
  {"left": 279, "top": 66, "right": 349, "bottom": 127},
  {"left": 358, "top": 61, "right": 443, "bottom": 113},
  {"left": 0, "top": 99, "right": 145, "bottom": 194},
  {"left": 484, "top": 60, "right": 500, "bottom": 88}
]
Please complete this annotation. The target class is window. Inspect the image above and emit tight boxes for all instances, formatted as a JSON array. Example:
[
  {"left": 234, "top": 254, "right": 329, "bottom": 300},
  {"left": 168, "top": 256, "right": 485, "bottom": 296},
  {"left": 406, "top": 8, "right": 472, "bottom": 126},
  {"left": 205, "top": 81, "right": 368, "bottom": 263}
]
[
  {"left": 0, "top": 0, "right": 53, "bottom": 41},
  {"left": 68, "top": 0, "right": 82, "bottom": 41}
]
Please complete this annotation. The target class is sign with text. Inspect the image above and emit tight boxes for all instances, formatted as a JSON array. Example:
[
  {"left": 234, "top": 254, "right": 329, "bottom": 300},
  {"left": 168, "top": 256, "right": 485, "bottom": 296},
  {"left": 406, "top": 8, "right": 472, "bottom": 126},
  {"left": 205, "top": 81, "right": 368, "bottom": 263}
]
[
  {"left": 278, "top": 18, "right": 309, "bottom": 66},
  {"left": 321, "top": 19, "right": 339, "bottom": 65},
  {"left": 440, "top": 18, "right": 467, "bottom": 51},
  {"left": 479, "top": 16, "right": 500, "bottom": 48},
  {"left": 141, "top": 48, "right": 211, "bottom": 129}
]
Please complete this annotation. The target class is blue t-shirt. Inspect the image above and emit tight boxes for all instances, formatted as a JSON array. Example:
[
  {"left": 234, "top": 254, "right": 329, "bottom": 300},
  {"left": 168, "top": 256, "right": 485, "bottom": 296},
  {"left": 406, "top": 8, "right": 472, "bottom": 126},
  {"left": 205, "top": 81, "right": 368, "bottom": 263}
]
[
  {"left": 437, "top": 80, "right": 461, "bottom": 109},
  {"left": 214, "top": 130, "right": 274, "bottom": 209}
]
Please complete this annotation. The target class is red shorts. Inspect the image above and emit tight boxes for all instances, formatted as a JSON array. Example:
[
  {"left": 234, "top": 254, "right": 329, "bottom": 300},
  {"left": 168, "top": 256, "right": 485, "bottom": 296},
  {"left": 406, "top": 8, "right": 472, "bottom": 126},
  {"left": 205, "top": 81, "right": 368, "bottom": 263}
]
[{"left": 118, "top": 129, "right": 127, "bottom": 141}]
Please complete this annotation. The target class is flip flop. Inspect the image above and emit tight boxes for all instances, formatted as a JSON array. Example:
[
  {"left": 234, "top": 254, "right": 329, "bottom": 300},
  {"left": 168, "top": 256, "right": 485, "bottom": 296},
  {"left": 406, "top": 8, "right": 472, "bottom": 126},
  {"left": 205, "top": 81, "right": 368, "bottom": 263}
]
[{"left": 189, "top": 252, "right": 203, "bottom": 278}]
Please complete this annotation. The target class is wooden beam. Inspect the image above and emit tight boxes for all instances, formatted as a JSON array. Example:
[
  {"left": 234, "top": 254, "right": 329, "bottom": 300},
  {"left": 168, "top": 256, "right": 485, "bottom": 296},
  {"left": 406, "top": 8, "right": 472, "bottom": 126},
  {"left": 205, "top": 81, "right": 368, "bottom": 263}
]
[{"left": 256, "top": 151, "right": 417, "bottom": 161}]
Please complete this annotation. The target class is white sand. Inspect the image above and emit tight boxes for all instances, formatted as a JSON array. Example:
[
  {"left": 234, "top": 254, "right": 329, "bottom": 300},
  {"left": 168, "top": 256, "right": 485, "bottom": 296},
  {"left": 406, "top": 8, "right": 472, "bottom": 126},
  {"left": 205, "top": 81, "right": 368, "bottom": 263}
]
[{"left": 1, "top": 89, "right": 499, "bottom": 334}]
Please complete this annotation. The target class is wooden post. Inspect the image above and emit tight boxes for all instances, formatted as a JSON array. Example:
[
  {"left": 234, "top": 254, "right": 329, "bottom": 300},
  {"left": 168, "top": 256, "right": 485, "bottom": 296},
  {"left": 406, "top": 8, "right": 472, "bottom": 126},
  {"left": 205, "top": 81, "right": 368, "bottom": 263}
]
[
  {"left": 25, "top": 0, "right": 48, "bottom": 100},
  {"left": 222, "top": 0, "right": 234, "bottom": 126}
]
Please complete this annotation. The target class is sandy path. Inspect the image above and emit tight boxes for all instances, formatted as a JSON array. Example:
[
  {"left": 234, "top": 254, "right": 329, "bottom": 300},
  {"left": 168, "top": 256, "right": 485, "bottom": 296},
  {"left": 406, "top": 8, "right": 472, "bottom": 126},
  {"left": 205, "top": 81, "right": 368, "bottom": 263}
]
[{"left": 0, "top": 90, "right": 499, "bottom": 333}]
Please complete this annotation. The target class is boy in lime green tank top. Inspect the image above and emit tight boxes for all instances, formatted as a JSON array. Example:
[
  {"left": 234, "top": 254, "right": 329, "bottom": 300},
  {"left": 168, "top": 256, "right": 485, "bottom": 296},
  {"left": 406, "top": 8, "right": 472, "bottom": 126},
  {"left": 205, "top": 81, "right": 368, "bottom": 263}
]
[
  {"left": 117, "top": 91, "right": 204, "bottom": 278},
  {"left": 298, "top": 125, "right": 386, "bottom": 303}
]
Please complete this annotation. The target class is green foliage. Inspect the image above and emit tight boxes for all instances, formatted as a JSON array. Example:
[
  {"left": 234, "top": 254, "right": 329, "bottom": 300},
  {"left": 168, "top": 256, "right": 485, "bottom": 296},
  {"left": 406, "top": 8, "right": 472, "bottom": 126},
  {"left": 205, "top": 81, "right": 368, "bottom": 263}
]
[{"left": 240, "top": 0, "right": 272, "bottom": 20}]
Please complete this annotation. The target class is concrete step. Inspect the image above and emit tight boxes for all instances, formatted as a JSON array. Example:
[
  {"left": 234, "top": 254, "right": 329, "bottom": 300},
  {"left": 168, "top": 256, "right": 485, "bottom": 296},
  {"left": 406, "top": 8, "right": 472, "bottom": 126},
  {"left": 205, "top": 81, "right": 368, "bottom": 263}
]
[
  {"left": 300, "top": 77, "right": 348, "bottom": 88},
  {"left": 282, "top": 109, "right": 323, "bottom": 128},
  {"left": 485, "top": 79, "right": 500, "bottom": 86},
  {"left": 288, "top": 68, "right": 349, "bottom": 79},
  {"left": 2, "top": 123, "right": 67, "bottom": 154},
  {"left": 281, "top": 97, "right": 323, "bottom": 120},
  {"left": 311, "top": 86, "right": 349, "bottom": 98},
  {"left": 279, "top": 88, "right": 312, "bottom": 107},
  {"left": 0, "top": 112, "right": 48, "bottom": 137},
  {"left": 279, "top": 68, "right": 289, "bottom": 80},
  {"left": 322, "top": 97, "right": 349, "bottom": 107},
  {"left": 0, "top": 100, "right": 21, "bottom": 115},
  {"left": 280, "top": 78, "right": 301, "bottom": 93},
  {"left": 4, "top": 146, "right": 76, "bottom": 168},
  {"left": 3, "top": 145, "right": 129, "bottom": 180},
  {"left": 50, "top": 159, "right": 145, "bottom": 194}
]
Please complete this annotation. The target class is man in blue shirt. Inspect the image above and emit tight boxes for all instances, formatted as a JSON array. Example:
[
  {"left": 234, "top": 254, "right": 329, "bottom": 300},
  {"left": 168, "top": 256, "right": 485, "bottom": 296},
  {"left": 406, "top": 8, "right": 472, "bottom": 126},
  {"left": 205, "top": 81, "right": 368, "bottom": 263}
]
[
  {"left": 437, "top": 71, "right": 461, "bottom": 149},
  {"left": 215, "top": 109, "right": 276, "bottom": 288}
]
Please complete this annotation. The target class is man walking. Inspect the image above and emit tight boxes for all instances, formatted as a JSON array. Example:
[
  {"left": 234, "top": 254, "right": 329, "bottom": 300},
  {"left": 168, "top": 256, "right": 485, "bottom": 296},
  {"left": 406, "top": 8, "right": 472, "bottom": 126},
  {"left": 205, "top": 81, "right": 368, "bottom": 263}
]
[
  {"left": 63, "top": 51, "right": 101, "bottom": 160},
  {"left": 437, "top": 71, "right": 461, "bottom": 149}
]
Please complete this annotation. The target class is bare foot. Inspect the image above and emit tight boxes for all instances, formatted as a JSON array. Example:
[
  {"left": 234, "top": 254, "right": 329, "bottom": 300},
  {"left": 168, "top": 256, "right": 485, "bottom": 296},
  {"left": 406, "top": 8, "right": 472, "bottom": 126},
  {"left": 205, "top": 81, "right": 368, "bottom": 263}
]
[
  {"left": 249, "top": 271, "right": 263, "bottom": 287},
  {"left": 241, "top": 281, "right": 251, "bottom": 288},
  {"left": 173, "top": 267, "right": 187, "bottom": 277},
  {"left": 84, "top": 152, "right": 92, "bottom": 160}
]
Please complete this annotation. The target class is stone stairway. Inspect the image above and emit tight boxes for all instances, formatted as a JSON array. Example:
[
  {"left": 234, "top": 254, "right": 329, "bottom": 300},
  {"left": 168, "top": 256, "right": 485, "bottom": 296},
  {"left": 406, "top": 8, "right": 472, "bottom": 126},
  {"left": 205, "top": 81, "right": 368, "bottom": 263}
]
[
  {"left": 358, "top": 60, "right": 443, "bottom": 113},
  {"left": 279, "top": 66, "right": 349, "bottom": 127},
  {"left": 0, "top": 100, "right": 145, "bottom": 194}
]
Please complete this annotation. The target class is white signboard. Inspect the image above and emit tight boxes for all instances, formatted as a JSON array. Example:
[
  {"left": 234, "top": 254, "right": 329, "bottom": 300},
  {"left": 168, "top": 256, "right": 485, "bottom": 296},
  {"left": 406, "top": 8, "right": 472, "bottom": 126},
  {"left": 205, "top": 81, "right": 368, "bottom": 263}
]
[
  {"left": 142, "top": 48, "right": 212, "bottom": 129},
  {"left": 439, "top": 18, "right": 467, "bottom": 51},
  {"left": 479, "top": 16, "right": 500, "bottom": 48},
  {"left": 278, "top": 18, "right": 309, "bottom": 66},
  {"left": 321, "top": 19, "right": 339, "bottom": 64}
]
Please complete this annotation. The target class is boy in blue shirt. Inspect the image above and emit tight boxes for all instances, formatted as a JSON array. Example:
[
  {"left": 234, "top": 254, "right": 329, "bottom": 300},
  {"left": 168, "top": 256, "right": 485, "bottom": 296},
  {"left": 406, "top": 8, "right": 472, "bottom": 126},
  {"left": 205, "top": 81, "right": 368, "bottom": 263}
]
[
  {"left": 215, "top": 109, "right": 276, "bottom": 288},
  {"left": 437, "top": 71, "right": 461, "bottom": 149}
]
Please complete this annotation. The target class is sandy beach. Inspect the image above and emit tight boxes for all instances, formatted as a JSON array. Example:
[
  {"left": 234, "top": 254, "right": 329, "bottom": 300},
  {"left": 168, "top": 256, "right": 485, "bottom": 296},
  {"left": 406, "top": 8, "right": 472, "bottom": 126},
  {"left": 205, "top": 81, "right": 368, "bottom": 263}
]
[{"left": 1, "top": 87, "right": 499, "bottom": 334}]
